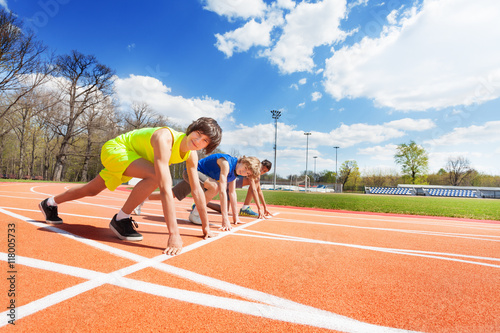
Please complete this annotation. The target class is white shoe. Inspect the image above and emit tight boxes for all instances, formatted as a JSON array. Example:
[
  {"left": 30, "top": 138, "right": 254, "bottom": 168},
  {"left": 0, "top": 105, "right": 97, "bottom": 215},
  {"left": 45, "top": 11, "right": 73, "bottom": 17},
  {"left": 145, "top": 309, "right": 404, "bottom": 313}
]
[
  {"left": 189, "top": 211, "right": 202, "bottom": 225},
  {"left": 134, "top": 201, "right": 144, "bottom": 216}
]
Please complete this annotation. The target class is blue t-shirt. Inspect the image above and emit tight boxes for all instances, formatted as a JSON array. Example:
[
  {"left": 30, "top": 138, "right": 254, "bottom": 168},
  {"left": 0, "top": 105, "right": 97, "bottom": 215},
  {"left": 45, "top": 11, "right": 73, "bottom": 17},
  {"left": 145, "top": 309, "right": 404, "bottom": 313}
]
[{"left": 198, "top": 153, "right": 238, "bottom": 182}]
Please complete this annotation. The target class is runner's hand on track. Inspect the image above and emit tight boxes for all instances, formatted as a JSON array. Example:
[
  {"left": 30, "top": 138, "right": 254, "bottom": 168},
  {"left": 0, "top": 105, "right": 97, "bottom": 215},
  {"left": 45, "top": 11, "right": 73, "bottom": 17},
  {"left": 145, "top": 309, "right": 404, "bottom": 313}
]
[
  {"left": 203, "top": 228, "right": 217, "bottom": 239},
  {"left": 220, "top": 221, "right": 232, "bottom": 231},
  {"left": 263, "top": 210, "right": 273, "bottom": 218},
  {"left": 163, "top": 234, "right": 183, "bottom": 255}
]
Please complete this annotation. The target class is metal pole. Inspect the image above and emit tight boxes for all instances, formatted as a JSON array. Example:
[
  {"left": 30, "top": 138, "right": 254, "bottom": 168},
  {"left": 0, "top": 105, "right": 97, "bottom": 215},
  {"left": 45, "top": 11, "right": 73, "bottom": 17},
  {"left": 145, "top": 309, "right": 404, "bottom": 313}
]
[
  {"left": 304, "top": 132, "right": 311, "bottom": 191},
  {"left": 333, "top": 146, "right": 339, "bottom": 192},
  {"left": 271, "top": 110, "right": 281, "bottom": 190},
  {"left": 313, "top": 156, "right": 317, "bottom": 184}
]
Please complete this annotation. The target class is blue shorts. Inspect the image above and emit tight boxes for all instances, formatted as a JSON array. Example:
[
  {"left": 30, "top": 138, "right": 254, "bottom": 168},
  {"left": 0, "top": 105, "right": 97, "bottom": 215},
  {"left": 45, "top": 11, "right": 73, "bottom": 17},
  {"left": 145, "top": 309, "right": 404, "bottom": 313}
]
[{"left": 235, "top": 176, "right": 245, "bottom": 189}]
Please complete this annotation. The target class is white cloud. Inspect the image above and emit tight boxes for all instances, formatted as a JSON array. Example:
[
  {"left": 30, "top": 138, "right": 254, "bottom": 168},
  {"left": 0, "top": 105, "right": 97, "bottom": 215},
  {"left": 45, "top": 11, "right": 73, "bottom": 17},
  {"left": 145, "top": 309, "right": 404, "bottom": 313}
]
[
  {"left": 290, "top": 78, "right": 307, "bottom": 90},
  {"left": 311, "top": 91, "right": 322, "bottom": 101},
  {"left": 425, "top": 120, "right": 500, "bottom": 146},
  {"left": 215, "top": 19, "right": 274, "bottom": 57},
  {"left": 323, "top": 0, "right": 500, "bottom": 111},
  {"left": 0, "top": 0, "right": 8, "bottom": 10},
  {"left": 387, "top": 9, "right": 399, "bottom": 25},
  {"left": 211, "top": 0, "right": 349, "bottom": 73},
  {"left": 222, "top": 123, "right": 275, "bottom": 148},
  {"left": 262, "top": 0, "right": 348, "bottom": 74},
  {"left": 219, "top": 117, "right": 449, "bottom": 175},
  {"left": 202, "top": 0, "right": 267, "bottom": 19},
  {"left": 325, "top": 123, "right": 404, "bottom": 148},
  {"left": 114, "top": 75, "right": 234, "bottom": 127},
  {"left": 347, "top": 0, "right": 368, "bottom": 11},
  {"left": 274, "top": 0, "right": 296, "bottom": 11},
  {"left": 358, "top": 144, "right": 398, "bottom": 160},
  {"left": 222, "top": 117, "right": 430, "bottom": 151},
  {"left": 385, "top": 118, "right": 435, "bottom": 131}
]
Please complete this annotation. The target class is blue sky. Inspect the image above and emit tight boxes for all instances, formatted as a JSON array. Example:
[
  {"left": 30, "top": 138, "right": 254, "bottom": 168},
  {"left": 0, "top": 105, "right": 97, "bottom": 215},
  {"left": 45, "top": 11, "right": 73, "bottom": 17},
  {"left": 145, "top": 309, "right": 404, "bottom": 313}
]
[{"left": 6, "top": 0, "right": 500, "bottom": 177}]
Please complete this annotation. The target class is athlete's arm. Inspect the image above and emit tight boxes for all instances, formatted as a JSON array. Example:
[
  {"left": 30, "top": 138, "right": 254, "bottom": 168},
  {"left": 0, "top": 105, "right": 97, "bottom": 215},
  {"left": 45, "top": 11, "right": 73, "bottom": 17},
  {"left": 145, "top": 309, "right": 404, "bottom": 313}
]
[
  {"left": 186, "top": 151, "right": 214, "bottom": 238},
  {"left": 151, "top": 128, "right": 182, "bottom": 255},
  {"left": 217, "top": 158, "right": 231, "bottom": 231}
]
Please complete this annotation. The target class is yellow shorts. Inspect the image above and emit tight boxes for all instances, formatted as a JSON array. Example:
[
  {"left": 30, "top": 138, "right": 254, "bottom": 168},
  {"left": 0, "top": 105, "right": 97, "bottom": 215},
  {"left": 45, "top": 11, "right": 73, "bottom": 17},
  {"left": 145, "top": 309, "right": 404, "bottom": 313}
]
[{"left": 99, "top": 139, "right": 141, "bottom": 191}]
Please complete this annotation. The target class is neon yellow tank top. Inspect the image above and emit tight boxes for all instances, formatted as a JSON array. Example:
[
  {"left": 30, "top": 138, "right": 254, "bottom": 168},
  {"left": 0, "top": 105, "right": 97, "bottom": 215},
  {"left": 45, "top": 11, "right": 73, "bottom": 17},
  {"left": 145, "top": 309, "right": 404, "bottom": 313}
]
[{"left": 115, "top": 127, "right": 190, "bottom": 165}]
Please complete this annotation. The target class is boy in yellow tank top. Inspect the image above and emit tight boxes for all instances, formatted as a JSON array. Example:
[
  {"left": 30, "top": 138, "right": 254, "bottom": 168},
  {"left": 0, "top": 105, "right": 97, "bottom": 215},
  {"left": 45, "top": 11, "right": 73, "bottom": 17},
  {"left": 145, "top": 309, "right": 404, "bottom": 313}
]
[{"left": 38, "top": 117, "right": 222, "bottom": 255}]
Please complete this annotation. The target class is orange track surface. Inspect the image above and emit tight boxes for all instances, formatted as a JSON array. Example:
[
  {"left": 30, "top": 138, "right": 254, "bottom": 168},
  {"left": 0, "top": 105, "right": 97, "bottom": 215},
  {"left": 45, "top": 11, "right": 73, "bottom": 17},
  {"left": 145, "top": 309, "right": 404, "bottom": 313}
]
[{"left": 1, "top": 182, "right": 499, "bottom": 332}]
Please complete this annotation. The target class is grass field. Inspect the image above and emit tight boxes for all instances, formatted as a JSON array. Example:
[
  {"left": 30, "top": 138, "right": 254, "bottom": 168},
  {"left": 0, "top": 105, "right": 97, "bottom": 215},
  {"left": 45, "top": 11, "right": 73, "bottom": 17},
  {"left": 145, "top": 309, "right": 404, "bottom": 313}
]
[{"left": 236, "top": 189, "right": 500, "bottom": 221}]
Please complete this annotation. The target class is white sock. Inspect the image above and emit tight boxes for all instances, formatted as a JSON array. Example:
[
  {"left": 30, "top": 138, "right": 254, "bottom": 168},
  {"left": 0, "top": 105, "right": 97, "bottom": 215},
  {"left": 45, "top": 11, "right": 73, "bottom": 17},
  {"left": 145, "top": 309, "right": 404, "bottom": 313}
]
[
  {"left": 242, "top": 205, "right": 250, "bottom": 210},
  {"left": 116, "top": 210, "right": 130, "bottom": 221},
  {"left": 47, "top": 197, "right": 57, "bottom": 206}
]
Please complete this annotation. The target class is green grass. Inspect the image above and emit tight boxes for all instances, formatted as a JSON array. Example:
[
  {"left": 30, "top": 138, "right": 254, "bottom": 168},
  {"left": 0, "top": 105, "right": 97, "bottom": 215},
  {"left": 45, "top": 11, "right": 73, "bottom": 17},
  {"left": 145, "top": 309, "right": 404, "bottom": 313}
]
[{"left": 236, "top": 189, "right": 500, "bottom": 221}]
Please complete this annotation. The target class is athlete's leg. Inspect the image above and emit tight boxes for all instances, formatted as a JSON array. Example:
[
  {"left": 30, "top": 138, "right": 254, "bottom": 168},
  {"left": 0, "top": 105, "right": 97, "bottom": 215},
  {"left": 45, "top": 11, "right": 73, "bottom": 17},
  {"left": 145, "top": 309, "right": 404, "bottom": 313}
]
[
  {"left": 203, "top": 178, "right": 219, "bottom": 202},
  {"left": 121, "top": 159, "right": 158, "bottom": 214},
  {"left": 54, "top": 175, "right": 107, "bottom": 205},
  {"left": 207, "top": 201, "right": 221, "bottom": 213}
]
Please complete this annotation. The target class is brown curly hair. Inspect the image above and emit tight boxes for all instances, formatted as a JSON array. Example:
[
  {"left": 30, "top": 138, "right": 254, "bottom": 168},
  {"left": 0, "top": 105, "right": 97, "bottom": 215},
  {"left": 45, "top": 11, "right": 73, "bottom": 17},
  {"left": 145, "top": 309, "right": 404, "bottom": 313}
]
[{"left": 186, "top": 117, "right": 222, "bottom": 154}]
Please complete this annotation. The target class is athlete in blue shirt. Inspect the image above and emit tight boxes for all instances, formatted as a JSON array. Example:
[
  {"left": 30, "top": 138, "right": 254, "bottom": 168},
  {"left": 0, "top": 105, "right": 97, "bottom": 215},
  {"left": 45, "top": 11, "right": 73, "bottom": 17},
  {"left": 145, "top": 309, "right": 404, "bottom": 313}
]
[{"left": 171, "top": 154, "right": 260, "bottom": 230}]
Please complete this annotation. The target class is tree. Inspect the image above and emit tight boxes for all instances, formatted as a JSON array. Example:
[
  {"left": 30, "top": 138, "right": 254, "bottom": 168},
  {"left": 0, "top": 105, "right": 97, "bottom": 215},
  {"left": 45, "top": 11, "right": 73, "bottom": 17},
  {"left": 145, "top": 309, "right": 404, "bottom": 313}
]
[
  {"left": 427, "top": 168, "right": 448, "bottom": 185},
  {"left": 50, "top": 50, "right": 115, "bottom": 181},
  {"left": 317, "top": 170, "right": 336, "bottom": 183},
  {"left": 79, "top": 99, "right": 117, "bottom": 182},
  {"left": 445, "top": 156, "right": 473, "bottom": 186},
  {"left": 0, "top": 8, "right": 53, "bottom": 135},
  {"left": 338, "top": 160, "right": 360, "bottom": 186},
  {"left": 394, "top": 141, "right": 428, "bottom": 184},
  {"left": 120, "top": 101, "right": 169, "bottom": 132}
]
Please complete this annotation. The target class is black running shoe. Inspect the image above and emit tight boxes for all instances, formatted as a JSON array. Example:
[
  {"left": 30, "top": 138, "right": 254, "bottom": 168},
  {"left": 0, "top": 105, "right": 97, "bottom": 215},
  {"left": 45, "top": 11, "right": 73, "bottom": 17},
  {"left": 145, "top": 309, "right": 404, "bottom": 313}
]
[
  {"left": 38, "top": 198, "right": 63, "bottom": 224},
  {"left": 109, "top": 215, "right": 143, "bottom": 241}
]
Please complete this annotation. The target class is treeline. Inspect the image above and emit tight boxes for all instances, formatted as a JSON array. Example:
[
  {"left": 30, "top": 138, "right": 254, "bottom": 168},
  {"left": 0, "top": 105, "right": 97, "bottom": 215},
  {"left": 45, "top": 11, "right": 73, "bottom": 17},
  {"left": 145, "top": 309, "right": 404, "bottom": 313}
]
[
  {"left": 262, "top": 147, "right": 500, "bottom": 191},
  {"left": 0, "top": 9, "right": 184, "bottom": 182},
  {"left": 263, "top": 168, "right": 500, "bottom": 192}
]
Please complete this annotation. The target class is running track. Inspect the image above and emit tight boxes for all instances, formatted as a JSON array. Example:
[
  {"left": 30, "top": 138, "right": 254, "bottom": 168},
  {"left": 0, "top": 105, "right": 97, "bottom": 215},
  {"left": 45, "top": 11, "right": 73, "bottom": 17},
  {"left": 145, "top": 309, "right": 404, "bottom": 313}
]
[{"left": 1, "top": 182, "right": 499, "bottom": 332}]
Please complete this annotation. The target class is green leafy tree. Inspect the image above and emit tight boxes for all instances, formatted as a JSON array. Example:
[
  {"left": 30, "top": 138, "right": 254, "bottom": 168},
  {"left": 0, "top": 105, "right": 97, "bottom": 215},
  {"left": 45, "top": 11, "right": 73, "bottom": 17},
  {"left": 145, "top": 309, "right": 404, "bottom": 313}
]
[
  {"left": 394, "top": 141, "right": 428, "bottom": 184},
  {"left": 338, "top": 160, "right": 360, "bottom": 186},
  {"left": 317, "top": 170, "right": 336, "bottom": 183}
]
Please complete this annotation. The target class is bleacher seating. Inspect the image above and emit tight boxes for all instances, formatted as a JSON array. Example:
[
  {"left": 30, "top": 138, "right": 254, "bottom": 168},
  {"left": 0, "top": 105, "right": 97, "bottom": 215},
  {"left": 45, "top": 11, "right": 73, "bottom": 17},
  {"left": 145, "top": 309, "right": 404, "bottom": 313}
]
[
  {"left": 426, "top": 188, "right": 477, "bottom": 198},
  {"left": 368, "top": 187, "right": 412, "bottom": 195},
  {"left": 366, "top": 185, "right": 486, "bottom": 198}
]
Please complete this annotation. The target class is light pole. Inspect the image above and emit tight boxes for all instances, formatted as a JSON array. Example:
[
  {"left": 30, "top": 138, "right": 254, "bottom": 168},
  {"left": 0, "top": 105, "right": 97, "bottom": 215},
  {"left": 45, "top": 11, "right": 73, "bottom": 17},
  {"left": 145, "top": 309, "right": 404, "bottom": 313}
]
[
  {"left": 271, "top": 110, "right": 281, "bottom": 190},
  {"left": 304, "top": 132, "right": 311, "bottom": 191},
  {"left": 313, "top": 156, "right": 317, "bottom": 184},
  {"left": 333, "top": 146, "right": 339, "bottom": 191}
]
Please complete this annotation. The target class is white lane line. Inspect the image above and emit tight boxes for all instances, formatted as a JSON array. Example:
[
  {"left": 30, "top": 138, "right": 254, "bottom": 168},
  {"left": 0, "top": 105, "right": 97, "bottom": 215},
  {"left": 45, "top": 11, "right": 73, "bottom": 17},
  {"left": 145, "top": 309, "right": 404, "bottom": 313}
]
[
  {"left": 232, "top": 231, "right": 500, "bottom": 268},
  {"left": 0, "top": 207, "right": 233, "bottom": 234},
  {"left": 0, "top": 254, "right": 417, "bottom": 333},
  {"left": 273, "top": 211, "right": 500, "bottom": 230},
  {"left": 5, "top": 205, "right": 499, "bottom": 243},
  {"left": 0, "top": 208, "right": 418, "bottom": 332},
  {"left": 268, "top": 218, "right": 500, "bottom": 242},
  {"left": 3, "top": 205, "right": 499, "bottom": 269}
]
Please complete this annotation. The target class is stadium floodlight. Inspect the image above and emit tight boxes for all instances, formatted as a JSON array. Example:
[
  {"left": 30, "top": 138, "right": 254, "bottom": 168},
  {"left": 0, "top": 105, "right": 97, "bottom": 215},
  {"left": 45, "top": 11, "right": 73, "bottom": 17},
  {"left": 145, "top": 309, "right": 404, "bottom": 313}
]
[
  {"left": 304, "top": 132, "right": 311, "bottom": 191},
  {"left": 313, "top": 156, "right": 318, "bottom": 183},
  {"left": 271, "top": 110, "right": 281, "bottom": 190},
  {"left": 333, "top": 146, "right": 339, "bottom": 189}
]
